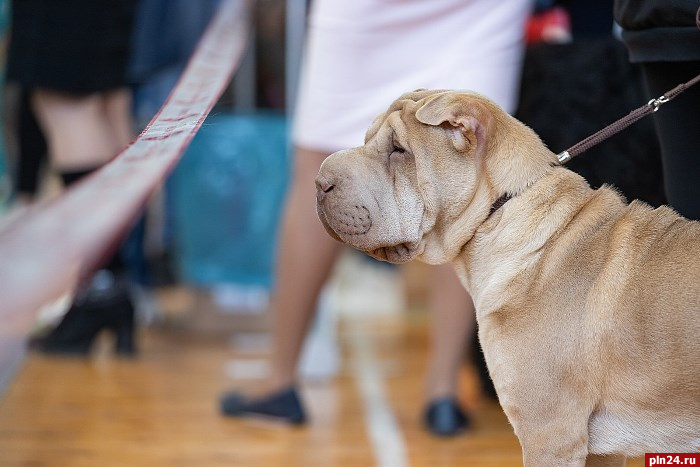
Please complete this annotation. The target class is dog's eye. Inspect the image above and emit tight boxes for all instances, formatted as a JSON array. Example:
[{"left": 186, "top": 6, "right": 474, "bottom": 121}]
[{"left": 392, "top": 146, "right": 405, "bottom": 155}]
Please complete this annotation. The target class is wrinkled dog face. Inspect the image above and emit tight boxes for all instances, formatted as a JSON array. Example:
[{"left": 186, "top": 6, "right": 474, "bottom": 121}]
[
  {"left": 316, "top": 89, "right": 504, "bottom": 264},
  {"left": 315, "top": 134, "right": 424, "bottom": 263}
]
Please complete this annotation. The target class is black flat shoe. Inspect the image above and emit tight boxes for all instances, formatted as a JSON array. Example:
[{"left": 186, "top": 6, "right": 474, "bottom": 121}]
[
  {"left": 424, "top": 397, "right": 470, "bottom": 437},
  {"left": 29, "top": 270, "right": 136, "bottom": 356},
  {"left": 220, "top": 387, "right": 306, "bottom": 425}
]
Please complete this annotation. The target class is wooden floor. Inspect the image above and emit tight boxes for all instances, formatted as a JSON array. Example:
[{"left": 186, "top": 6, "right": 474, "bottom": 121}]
[{"left": 0, "top": 305, "right": 645, "bottom": 466}]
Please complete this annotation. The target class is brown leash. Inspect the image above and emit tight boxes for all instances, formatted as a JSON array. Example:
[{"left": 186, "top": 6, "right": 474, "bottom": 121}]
[{"left": 557, "top": 7, "right": 700, "bottom": 165}]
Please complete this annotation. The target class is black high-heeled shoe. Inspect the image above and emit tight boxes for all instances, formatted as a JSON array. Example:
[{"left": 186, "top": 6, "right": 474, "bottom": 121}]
[{"left": 29, "top": 270, "right": 136, "bottom": 356}]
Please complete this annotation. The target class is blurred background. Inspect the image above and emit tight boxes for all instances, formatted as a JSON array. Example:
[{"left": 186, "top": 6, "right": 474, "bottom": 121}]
[{"left": 0, "top": 0, "right": 676, "bottom": 465}]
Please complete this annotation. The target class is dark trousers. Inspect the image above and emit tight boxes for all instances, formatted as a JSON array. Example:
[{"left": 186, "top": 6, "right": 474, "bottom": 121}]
[{"left": 642, "top": 61, "right": 700, "bottom": 220}]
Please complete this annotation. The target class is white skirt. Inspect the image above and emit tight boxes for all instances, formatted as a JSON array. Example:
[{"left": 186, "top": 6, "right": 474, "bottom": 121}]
[{"left": 293, "top": 0, "right": 534, "bottom": 153}]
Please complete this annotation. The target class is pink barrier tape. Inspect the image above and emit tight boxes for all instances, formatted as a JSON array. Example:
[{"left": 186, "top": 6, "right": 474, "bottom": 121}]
[{"left": 0, "top": 0, "right": 250, "bottom": 389}]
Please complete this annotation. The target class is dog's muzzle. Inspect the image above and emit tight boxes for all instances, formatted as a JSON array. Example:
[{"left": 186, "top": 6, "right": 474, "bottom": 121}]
[{"left": 316, "top": 175, "right": 373, "bottom": 243}]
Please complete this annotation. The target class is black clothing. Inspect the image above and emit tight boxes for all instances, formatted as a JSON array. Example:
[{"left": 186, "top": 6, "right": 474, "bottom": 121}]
[
  {"left": 6, "top": 0, "right": 138, "bottom": 94},
  {"left": 614, "top": 0, "right": 700, "bottom": 62},
  {"left": 641, "top": 60, "right": 700, "bottom": 220},
  {"left": 16, "top": 90, "right": 47, "bottom": 195},
  {"left": 614, "top": 0, "right": 700, "bottom": 220}
]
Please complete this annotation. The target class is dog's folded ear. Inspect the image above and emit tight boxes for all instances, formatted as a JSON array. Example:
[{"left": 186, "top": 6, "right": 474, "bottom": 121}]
[{"left": 415, "top": 92, "right": 484, "bottom": 152}]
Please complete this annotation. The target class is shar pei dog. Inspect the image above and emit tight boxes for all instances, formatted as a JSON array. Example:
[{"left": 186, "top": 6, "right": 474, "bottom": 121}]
[{"left": 315, "top": 89, "right": 700, "bottom": 467}]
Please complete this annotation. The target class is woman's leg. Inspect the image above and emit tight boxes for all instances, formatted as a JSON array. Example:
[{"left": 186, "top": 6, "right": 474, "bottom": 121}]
[
  {"left": 31, "top": 90, "right": 117, "bottom": 171},
  {"left": 220, "top": 147, "right": 342, "bottom": 422},
  {"left": 29, "top": 88, "right": 136, "bottom": 355},
  {"left": 423, "top": 264, "right": 475, "bottom": 436},
  {"left": 425, "top": 264, "right": 475, "bottom": 401},
  {"left": 268, "top": 147, "right": 342, "bottom": 389},
  {"left": 102, "top": 87, "right": 134, "bottom": 151}
]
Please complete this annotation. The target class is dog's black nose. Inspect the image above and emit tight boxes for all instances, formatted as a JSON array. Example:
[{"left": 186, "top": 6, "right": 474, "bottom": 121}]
[{"left": 316, "top": 176, "right": 334, "bottom": 193}]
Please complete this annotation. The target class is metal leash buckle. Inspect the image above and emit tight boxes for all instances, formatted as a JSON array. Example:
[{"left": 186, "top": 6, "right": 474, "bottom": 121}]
[
  {"left": 647, "top": 95, "right": 670, "bottom": 112},
  {"left": 557, "top": 150, "right": 572, "bottom": 164}
]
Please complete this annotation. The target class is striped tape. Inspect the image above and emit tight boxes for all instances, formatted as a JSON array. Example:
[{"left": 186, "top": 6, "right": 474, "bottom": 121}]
[{"left": 0, "top": 0, "right": 250, "bottom": 388}]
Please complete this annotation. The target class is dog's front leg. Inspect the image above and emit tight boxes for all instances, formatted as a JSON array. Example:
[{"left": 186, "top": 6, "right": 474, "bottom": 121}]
[
  {"left": 517, "top": 426, "right": 589, "bottom": 467},
  {"left": 516, "top": 420, "right": 590, "bottom": 467},
  {"left": 585, "top": 454, "right": 626, "bottom": 467},
  {"left": 504, "top": 399, "right": 592, "bottom": 467},
  {"left": 491, "top": 354, "right": 595, "bottom": 466}
]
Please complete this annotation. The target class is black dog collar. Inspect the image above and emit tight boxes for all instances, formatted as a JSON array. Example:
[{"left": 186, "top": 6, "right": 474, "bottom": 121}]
[{"left": 488, "top": 194, "right": 512, "bottom": 218}]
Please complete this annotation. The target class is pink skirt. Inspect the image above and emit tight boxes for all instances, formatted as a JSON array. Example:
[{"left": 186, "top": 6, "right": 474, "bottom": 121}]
[{"left": 293, "top": 0, "right": 534, "bottom": 153}]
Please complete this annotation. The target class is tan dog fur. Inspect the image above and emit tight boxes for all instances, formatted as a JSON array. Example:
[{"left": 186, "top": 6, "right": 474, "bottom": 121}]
[{"left": 315, "top": 90, "right": 700, "bottom": 467}]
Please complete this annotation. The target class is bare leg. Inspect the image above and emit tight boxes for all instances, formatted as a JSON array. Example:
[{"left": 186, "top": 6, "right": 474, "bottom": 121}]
[
  {"left": 31, "top": 90, "right": 118, "bottom": 170},
  {"left": 425, "top": 263, "right": 475, "bottom": 401},
  {"left": 27, "top": 88, "right": 136, "bottom": 356},
  {"left": 268, "top": 147, "right": 342, "bottom": 390},
  {"left": 219, "top": 147, "right": 341, "bottom": 422},
  {"left": 102, "top": 88, "right": 134, "bottom": 150}
]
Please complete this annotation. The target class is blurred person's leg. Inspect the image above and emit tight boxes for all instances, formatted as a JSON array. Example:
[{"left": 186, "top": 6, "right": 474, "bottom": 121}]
[
  {"left": 31, "top": 90, "right": 119, "bottom": 171},
  {"left": 28, "top": 88, "right": 136, "bottom": 355},
  {"left": 426, "top": 267, "right": 474, "bottom": 399},
  {"left": 102, "top": 88, "right": 134, "bottom": 151},
  {"left": 220, "top": 147, "right": 341, "bottom": 423},
  {"left": 270, "top": 148, "right": 342, "bottom": 388},
  {"left": 641, "top": 61, "right": 700, "bottom": 221},
  {"left": 424, "top": 264, "right": 474, "bottom": 435}
]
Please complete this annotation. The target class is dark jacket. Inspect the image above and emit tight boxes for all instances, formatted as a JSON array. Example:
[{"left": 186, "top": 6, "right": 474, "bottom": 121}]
[{"left": 614, "top": 0, "right": 700, "bottom": 62}]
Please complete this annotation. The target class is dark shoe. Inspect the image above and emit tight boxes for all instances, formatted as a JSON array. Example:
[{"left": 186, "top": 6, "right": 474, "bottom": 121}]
[
  {"left": 220, "top": 387, "right": 306, "bottom": 425},
  {"left": 424, "top": 398, "right": 470, "bottom": 437},
  {"left": 29, "top": 270, "right": 136, "bottom": 356}
]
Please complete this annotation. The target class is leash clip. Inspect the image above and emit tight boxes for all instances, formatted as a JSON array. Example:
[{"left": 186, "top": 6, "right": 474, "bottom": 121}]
[
  {"left": 557, "top": 150, "right": 572, "bottom": 164},
  {"left": 647, "top": 95, "right": 670, "bottom": 112}
]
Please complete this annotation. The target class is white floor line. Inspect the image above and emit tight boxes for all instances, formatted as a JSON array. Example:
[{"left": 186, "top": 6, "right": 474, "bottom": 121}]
[{"left": 348, "top": 321, "right": 408, "bottom": 467}]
